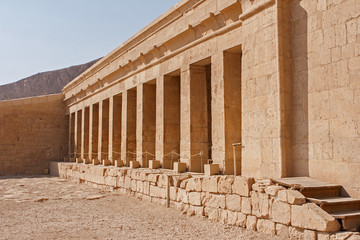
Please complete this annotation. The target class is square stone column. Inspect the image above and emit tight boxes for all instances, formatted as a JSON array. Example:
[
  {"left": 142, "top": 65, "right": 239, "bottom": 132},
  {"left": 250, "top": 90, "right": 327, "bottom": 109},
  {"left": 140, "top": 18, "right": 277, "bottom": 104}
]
[
  {"left": 156, "top": 76, "right": 164, "bottom": 165},
  {"left": 68, "top": 112, "right": 72, "bottom": 160},
  {"left": 98, "top": 101, "right": 103, "bottom": 161},
  {"left": 121, "top": 91, "right": 128, "bottom": 165},
  {"left": 81, "top": 108, "right": 85, "bottom": 159},
  {"left": 108, "top": 96, "right": 114, "bottom": 163},
  {"left": 180, "top": 66, "right": 191, "bottom": 168},
  {"left": 136, "top": 84, "right": 143, "bottom": 165},
  {"left": 88, "top": 104, "right": 93, "bottom": 160},
  {"left": 74, "top": 110, "right": 78, "bottom": 159}
]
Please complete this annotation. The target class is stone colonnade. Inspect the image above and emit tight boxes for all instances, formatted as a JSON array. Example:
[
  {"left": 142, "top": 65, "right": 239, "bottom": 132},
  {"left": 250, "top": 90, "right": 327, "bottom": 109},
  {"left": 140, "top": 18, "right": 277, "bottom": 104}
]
[{"left": 68, "top": 50, "right": 242, "bottom": 175}]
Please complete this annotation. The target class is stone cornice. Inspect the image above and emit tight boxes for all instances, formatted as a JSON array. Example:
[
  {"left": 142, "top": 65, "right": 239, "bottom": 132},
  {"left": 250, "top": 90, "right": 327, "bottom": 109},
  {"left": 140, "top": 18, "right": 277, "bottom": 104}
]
[{"left": 62, "top": 0, "right": 200, "bottom": 93}]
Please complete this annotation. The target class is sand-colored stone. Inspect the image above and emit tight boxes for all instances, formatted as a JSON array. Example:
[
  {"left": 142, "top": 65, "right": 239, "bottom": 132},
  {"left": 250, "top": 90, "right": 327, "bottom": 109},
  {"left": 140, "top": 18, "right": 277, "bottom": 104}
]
[
  {"left": 291, "top": 203, "right": 341, "bottom": 232},
  {"left": 232, "top": 176, "right": 255, "bottom": 197}
]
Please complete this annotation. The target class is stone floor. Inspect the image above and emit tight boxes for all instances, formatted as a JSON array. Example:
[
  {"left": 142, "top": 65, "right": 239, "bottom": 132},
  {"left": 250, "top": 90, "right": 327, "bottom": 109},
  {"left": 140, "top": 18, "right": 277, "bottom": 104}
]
[{"left": 0, "top": 176, "right": 285, "bottom": 240}]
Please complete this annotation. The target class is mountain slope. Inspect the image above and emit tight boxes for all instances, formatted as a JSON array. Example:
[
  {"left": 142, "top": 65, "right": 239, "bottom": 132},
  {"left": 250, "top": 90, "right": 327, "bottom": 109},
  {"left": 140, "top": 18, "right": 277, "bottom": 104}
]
[{"left": 0, "top": 59, "right": 100, "bottom": 101}]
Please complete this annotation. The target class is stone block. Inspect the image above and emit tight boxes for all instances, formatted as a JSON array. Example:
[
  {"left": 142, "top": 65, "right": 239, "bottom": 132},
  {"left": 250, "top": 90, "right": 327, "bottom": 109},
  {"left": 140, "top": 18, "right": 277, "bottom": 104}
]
[
  {"left": 92, "top": 159, "right": 100, "bottom": 165},
  {"left": 232, "top": 176, "right": 255, "bottom": 196},
  {"left": 202, "top": 176, "right": 219, "bottom": 193},
  {"left": 203, "top": 193, "right": 226, "bottom": 209},
  {"left": 102, "top": 159, "right": 111, "bottom": 166},
  {"left": 218, "top": 176, "right": 234, "bottom": 194},
  {"left": 226, "top": 194, "right": 241, "bottom": 211},
  {"left": 186, "top": 177, "right": 202, "bottom": 192},
  {"left": 265, "top": 185, "right": 285, "bottom": 197},
  {"left": 241, "top": 197, "right": 252, "bottom": 214},
  {"left": 289, "top": 227, "right": 304, "bottom": 239},
  {"left": 149, "top": 160, "right": 160, "bottom": 169},
  {"left": 276, "top": 223, "right": 289, "bottom": 238},
  {"left": 172, "top": 175, "right": 191, "bottom": 187},
  {"left": 130, "top": 179, "right": 137, "bottom": 192},
  {"left": 124, "top": 176, "right": 131, "bottom": 189},
  {"left": 149, "top": 185, "right": 166, "bottom": 199},
  {"left": 251, "top": 191, "right": 269, "bottom": 218},
  {"left": 219, "top": 209, "right": 228, "bottom": 224},
  {"left": 188, "top": 192, "right": 202, "bottom": 206},
  {"left": 204, "top": 207, "right": 219, "bottom": 222},
  {"left": 174, "top": 162, "right": 187, "bottom": 173},
  {"left": 236, "top": 212, "right": 247, "bottom": 228},
  {"left": 170, "top": 187, "right": 177, "bottom": 201},
  {"left": 147, "top": 174, "right": 159, "bottom": 183},
  {"left": 115, "top": 160, "right": 124, "bottom": 167},
  {"left": 317, "top": 232, "right": 331, "bottom": 240},
  {"left": 130, "top": 161, "right": 140, "bottom": 169},
  {"left": 304, "top": 230, "right": 317, "bottom": 240},
  {"left": 227, "top": 210, "right": 238, "bottom": 226},
  {"left": 204, "top": 164, "right": 219, "bottom": 176},
  {"left": 257, "top": 219, "right": 276, "bottom": 236},
  {"left": 246, "top": 215, "right": 257, "bottom": 231},
  {"left": 136, "top": 180, "right": 144, "bottom": 193},
  {"left": 177, "top": 188, "right": 188, "bottom": 204},
  {"left": 271, "top": 200, "right": 291, "bottom": 225},
  {"left": 278, "top": 190, "right": 306, "bottom": 205},
  {"left": 291, "top": 203, "right": 341, "bottom": 232}
]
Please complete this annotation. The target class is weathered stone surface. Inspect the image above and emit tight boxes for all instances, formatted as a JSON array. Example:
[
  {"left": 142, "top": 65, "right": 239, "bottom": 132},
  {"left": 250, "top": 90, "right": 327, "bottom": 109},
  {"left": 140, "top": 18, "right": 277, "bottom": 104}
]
[
  {"left": 236, "top": 212, "right": 247, "bottom": 228},
  {"left": 278, "top": 190, "right": 306, "bottom": 205},
  {"left": 188, "top": 192, "right": 202, "bottom": 206},
  {"left": 219, "top": 209, "right": 228, "bottom": 224},
  {"left": 218, "top": 176, "right": 234, "bottom": 194},
  {"left": 241, "top": 196, "right": 252, "bottom": 214},
  {"left": 204, "top": 207, "right": 219, "bottom": 222},
  {"left": 177, "top": 188, "right": 188, "bottom": 204},
  {"left": 304, "top": 229, "right": 317, "bottom": 240},
  {"left": 186, "top": 177, "right": 202, "bottom": 192},
  {"left": 203, "top": 193, "right": 226, "bottom": 209},
  {"left": 225, "top": 194, "right": 241, "bottom": 211},
  {"left": 149, "top": 185, "right": 166, "bottom": 199},
  {"left": 271, "top": 200, "right": 291, "bottom": 225},
  {"left": 291, "top": 203, "right": 341, "bottom": 232},
  {"left": 289, "top": 227, "right": 304, "bottom": 240},
  {"left": 227, "top": 210, "right": 237, "bottom": 226},
  {"left": 246, "top": 215, "right": 257, "bottom": 231},
  {"left": 232, "top": 176, "right": 255, "bottom": 197},
  {"left": 251, "top": 191, "right": 269, "bottom": 218},
  {"left": 257, "top": 219, "right": 275, "bottom": 236},
  {"left": 265, "top": 185, "right": 285, "bottom": 197},
  {"left": 317, "top": 232, "right": 331, "bottom": 240},
  {"left": 202, "top": 177, "right": 218, "bottom": 193},
  {"left": 275, "top": 223, "right": 289, "bottom": 238}
]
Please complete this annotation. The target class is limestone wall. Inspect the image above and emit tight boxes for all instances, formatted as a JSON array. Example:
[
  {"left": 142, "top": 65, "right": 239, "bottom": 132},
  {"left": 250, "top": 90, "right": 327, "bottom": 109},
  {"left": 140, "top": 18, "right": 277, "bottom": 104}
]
[
  {"left": 289, "top": 0, "right": 360, "bottom": 198},
  {"left": 0, "top": 94, "right": 68, "bottom": 175},
  {"left": 50, "top": 162, "right": 354, "bottom": 239}
]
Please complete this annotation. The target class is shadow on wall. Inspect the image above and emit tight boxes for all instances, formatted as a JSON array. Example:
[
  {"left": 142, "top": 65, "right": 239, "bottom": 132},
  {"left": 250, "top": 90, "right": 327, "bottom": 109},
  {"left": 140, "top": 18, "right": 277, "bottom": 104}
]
[{"left": 290, "top": 0, "right": 309, "bottom": 177}]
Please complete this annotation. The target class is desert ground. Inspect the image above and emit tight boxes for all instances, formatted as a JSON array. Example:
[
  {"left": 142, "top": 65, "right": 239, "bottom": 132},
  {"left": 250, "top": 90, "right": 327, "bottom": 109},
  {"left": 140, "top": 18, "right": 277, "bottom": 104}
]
[{"left": 0, "top": 176, "right": 285, "bottom": 240}]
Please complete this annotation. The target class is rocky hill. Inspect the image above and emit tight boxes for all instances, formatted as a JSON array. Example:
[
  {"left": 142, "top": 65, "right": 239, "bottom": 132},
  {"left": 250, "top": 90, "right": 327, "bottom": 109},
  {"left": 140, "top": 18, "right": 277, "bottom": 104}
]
[{"left": 0, "top": 59, "right": 100, "bottom": 101}]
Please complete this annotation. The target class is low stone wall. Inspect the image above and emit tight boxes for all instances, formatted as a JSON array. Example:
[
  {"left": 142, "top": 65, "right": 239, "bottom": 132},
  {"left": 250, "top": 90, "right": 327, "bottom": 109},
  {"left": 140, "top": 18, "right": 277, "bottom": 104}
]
[{"left": 50, "top": 162, "right": 359, "bottom": 239}]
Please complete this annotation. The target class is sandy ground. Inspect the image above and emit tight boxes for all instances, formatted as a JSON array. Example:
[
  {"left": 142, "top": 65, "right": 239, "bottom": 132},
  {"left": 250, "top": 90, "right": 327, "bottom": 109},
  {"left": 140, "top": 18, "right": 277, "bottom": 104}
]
[{"left": 0, "top": 176, "right": 285, "bottom": 240}]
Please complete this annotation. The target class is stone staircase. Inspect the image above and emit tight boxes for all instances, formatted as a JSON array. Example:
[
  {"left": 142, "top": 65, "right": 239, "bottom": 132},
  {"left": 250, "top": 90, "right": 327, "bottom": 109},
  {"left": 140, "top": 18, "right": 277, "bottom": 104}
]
[{"left": 272, "top": 177, "right": 360, "bottom": 232}]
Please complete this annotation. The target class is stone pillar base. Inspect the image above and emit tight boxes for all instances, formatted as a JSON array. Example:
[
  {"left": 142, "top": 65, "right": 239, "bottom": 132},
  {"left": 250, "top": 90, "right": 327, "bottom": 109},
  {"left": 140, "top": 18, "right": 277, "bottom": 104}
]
[
  {"left": 115, "top": 160, "right": 124, "bottom": 167},
  {"left": 130, "top": 161, "right": 140, "bottom": 168},
  {"left": 174, "top": 162, "right": 187, "bottom": 173},
  {"left": 76, "top": 158, "right": 83, "bottom": 163},
  {"left": 204, "top": 164, "right": 220, "bottom": 176},
  {"left": 102, "top": 159, "right": 111, "bottom": 166},
  {"left": 92, "top": 159, "right": 100, "bottom": 165},
  {"left": 149, "top": 160, "right": 160, "bottom": 169}
]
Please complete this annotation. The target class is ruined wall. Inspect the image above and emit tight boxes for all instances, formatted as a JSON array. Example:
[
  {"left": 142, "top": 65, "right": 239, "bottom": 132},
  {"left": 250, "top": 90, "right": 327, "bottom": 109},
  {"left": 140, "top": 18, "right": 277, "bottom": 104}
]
[
  {"left": 0, "top": 94, "right": 68, "bottom": 175},
  {"left": 289, "top": 0, "right": 360, "bottom": 197}
]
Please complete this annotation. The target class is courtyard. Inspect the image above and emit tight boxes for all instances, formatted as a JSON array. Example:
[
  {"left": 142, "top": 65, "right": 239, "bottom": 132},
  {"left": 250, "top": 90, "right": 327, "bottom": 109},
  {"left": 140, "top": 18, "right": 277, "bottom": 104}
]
[{"left": 0, "top": 176, "right": 284, "bottom": 239}]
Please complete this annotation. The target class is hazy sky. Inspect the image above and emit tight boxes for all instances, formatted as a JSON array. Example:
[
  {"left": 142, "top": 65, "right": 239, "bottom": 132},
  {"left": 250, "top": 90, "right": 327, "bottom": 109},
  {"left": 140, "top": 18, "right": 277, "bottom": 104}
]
[{"left": 0, "top": 0, "right": 179, "bottom": 85}]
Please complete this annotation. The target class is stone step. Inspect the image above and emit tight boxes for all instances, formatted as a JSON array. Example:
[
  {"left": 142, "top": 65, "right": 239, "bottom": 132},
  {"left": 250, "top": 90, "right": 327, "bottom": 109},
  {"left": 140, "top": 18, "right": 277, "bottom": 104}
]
[
  {"left": 307, "top": 197, "right": 360, "bottom": 213},
  {"left": 300, "top": 185, "right": 342, "bottom": 198},
  {"left": 331, "top": 210, "right": 360, "bottom": 232}
]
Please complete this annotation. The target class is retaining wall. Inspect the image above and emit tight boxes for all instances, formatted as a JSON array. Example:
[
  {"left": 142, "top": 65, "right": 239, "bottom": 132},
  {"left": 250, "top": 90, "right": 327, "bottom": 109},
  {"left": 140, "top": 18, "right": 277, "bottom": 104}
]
[{"left": 50, "top": 162, "right": 360, "bottom": 239}]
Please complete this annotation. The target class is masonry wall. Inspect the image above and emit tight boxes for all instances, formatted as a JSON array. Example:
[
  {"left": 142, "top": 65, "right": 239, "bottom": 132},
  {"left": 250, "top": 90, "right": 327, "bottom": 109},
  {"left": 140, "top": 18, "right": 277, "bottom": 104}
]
[
  {"left": 289, "top": 0, "right": 360, "bottom": 198},
  {"left": 0, "top": 94, "right": 68, "bottom": 175}
]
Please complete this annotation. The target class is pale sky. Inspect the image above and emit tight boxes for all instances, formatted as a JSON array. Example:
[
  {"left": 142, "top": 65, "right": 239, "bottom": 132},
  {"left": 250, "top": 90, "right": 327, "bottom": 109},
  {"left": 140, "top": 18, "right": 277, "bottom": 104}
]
[{"left": 0, "top": 0, "right": 179, "bottom": 85}]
